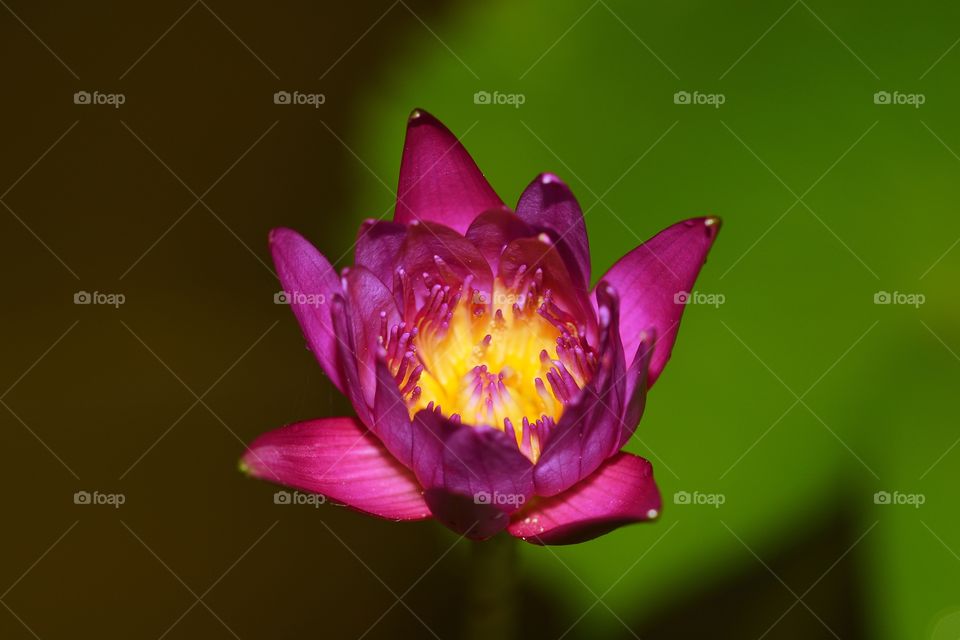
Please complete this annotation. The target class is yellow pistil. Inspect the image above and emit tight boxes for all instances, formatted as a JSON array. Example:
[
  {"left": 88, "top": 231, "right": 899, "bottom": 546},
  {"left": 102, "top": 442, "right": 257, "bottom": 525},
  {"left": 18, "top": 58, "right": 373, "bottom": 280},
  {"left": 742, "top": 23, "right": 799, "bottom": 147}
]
[{"left": 410, "top": 283, "right": 565, "bottom": 433}]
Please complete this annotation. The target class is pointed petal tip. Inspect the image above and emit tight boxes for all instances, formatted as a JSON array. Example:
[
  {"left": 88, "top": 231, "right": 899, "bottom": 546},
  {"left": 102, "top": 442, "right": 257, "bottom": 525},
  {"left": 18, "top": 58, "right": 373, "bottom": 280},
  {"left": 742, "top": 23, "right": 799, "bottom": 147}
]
[
  {"left": 538, "top": 172, "right": 562, "bottom": 185},
  {"left": 267, "top": 227, "right": 293, "bottom": 245},
  {"left": 239, "top": 449, "right": 268, "bottom": 479},
  {"left": 408, "top": 108, "right": 433, "bottom": 124},
  {"left": 701, "top": 215, "right": 722, "bottom": 236},
  {"left": 533, "top": 172, "right": 573, "bottom": 193}
]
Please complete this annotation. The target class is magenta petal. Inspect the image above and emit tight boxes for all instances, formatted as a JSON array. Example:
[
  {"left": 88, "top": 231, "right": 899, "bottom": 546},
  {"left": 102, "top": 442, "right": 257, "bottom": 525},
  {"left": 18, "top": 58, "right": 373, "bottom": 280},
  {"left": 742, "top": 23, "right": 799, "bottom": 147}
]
[
  {"left": 619, "top": 331, "right": 656, "bottom": 449},
  {"left": 508, "top": 453, "right": 661, "bottom": 545},
  {"left": 241, "top": 416, "right": 430, "bottom": 521},
  {"left": 354, "top": 219, "right": 406, "bottom": 288},
  {"left": 411, "top": 410, "right": 534, "bottom": 539},
  {"left": 269, "top": 228, "right": 345, "bottom": 393},
  {"left": 599, "top": 217, "right": 721, "bottom": 387},
  {"left": 464, "top": 207, "right": 535, "bottom": 274},
  {"left": 516, "top": 173, "right": 590, "bottom": 289},
  {"left": 343, "top": 266, "right": 401, "bottom": 408},
  {"left": 533, "top": 284, "right": 626, "bottom": 496},
  {"left": 394, "top": 109, "right": 503, "bottom": 234}
]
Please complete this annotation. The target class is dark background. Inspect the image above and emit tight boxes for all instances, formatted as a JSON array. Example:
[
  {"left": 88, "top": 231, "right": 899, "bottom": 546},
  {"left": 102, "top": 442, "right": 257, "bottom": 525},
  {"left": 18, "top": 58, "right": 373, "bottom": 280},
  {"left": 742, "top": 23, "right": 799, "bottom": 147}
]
[{"left": 2, "top": 1, "right": 958, "bottom": 638}]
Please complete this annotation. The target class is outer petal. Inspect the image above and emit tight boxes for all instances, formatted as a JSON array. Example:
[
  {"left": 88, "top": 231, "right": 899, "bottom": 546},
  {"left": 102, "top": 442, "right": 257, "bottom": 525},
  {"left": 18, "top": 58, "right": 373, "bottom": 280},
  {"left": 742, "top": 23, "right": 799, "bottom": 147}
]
[
  {"left": 411, "top": 410, "right": 534, "bottom": 539},
  {"left": 269, "top": 228, "right": 346, "bottom": 393},
  {"left": 394, "top": 109, "right": 503, "bottom": 234},
  {"left": 241, "top": 416, "right": 430, "bottom": 521},
  {"left": 508, "top": 452, "right": 661, "bottom": 545},
  {"left": 533, "top": 284, "right": 626, "bottom": 496},
  {"left": 354, "top": 219, "right": 406, "bottom": 288},
  {"left": 598, "top": 216, "right": 721, "bottom": 387},
  {"left": 516, "top": 173, "right": 590, "bottom": 290}
]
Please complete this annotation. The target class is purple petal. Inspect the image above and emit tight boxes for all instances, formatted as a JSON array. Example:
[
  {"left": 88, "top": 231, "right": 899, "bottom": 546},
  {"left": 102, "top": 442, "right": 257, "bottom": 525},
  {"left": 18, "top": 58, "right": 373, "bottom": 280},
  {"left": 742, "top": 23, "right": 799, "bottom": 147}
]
[
  {"left": 508, "top": 452, "right": 661, "bottom": 544},
  {"left": 498, "top": 236, "right": 596, "bottom": 340},
  {"left": 619, "top": 330, "right": 655, "bottom": 449},
  {"left": 464, "top": 207, "right": 535, "bottom": 274},
  {"left": 371, "top": 357, "right": 416, "bottom": 469},
  {"left": 411, "top": 410, "right": 534, "bottom": 539},
  {"left": 354, "top": 219, "right": 406, "bottom": 288},
  {"left": 342, "top": 266, "right": 401, "bottom": 408},
  {"left": 598, "top": 217, "right": 721, "bottom": 387},
  {"left": 269, "top": 228, "right": 346, "bottom": 393},
  {"left": 398, "top": 220, "right": 495, "bottom": 310},
  {"left": 394, "top": 109, "right": 503, "bottom": 234},
  {"left": 329, "top": 295, "right": 373, "bottom": 425},
  {"left": 516, "top": 173, "right": 590, "bottom": 289},
  {"left": 533, "top": 284, "right": 626, "bottom": 496},
  {"left": 241, "top": 416, "right": 430, "bottom": 521}
]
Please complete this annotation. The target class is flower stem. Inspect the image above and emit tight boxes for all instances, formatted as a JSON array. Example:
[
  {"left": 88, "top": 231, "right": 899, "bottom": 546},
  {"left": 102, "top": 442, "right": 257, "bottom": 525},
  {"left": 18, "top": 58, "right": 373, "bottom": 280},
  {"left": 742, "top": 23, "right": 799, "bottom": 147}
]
[{"left": 464, "top": 534, "right": 518, "bottom": 640}]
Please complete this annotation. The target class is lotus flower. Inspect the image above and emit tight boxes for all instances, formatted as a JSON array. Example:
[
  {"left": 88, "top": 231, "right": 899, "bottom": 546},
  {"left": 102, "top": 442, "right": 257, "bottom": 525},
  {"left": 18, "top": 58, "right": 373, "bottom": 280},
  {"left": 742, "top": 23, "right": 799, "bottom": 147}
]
[{"left": 241, "top": 109, "right": 720, "bottom": 544}]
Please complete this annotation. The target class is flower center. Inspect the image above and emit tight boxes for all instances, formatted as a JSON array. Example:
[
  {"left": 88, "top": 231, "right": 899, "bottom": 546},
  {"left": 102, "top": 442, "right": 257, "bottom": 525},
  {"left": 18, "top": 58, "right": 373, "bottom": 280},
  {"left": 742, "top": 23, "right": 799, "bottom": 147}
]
[{"left": 380, "top": 270, "right": 596, "bottom": 463}]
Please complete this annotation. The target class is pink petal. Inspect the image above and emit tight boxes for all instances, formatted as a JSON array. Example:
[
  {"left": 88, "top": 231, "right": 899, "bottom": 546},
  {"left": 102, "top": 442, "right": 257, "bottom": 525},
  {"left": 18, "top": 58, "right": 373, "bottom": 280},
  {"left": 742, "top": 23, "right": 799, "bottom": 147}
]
[
  {"left": 394, "top": 109, "right": 504, "bottom": 234},
  {"left": 241, "top": 416, "right": 430, "bottom": 521},
  {"left": 509, "top": 452, "right": 661, "bottom": 545},
  {"left": 516, "top": 173, "right": 591, "bottom": 290},
  {"left": 269, "top": 228, "right": 346, "bottom": 393},
  {"left": 598, "top": 217, "right": 721, "bottom": 387}
]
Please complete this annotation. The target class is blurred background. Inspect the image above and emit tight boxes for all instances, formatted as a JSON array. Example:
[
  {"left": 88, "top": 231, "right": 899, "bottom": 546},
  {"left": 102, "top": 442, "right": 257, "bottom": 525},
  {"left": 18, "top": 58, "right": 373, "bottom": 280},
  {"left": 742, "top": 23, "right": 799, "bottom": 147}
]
[{"left": 1, "top": 0, "right": 958, "bottom": 638}]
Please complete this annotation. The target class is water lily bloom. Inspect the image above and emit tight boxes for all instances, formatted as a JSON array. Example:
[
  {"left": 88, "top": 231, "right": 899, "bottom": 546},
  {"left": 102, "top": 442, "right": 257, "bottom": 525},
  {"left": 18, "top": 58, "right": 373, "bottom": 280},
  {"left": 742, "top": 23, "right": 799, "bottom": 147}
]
[{"left": 242, "top": 109, "right": 720, "bottom": 544}]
